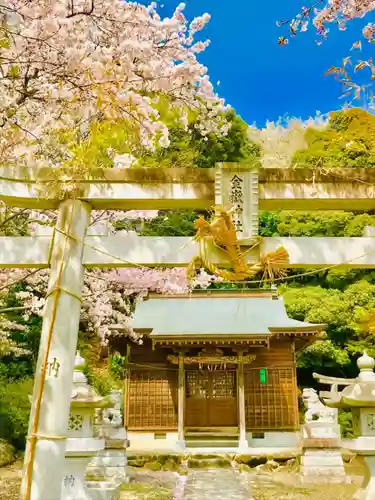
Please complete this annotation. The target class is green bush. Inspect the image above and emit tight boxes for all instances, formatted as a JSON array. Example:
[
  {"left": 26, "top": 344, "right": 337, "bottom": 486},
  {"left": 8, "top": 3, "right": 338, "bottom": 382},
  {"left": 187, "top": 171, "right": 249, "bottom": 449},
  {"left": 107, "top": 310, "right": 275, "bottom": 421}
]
[
  {"left": 84, "top": 363, "right": 120, "bottom": 396},
  {"left": 339, "top": 409, "right": 354, "bottom": 438},
  {"left": 0, "top": 377, "right": 33, "bottom": 450},
  {"left": 0, "top": 359, "right": 33, "bottom": 381}
]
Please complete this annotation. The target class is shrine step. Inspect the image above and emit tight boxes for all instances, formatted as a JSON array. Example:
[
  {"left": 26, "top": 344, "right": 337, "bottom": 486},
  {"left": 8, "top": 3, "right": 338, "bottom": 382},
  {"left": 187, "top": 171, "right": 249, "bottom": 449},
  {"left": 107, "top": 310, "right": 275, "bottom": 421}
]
[
  {"left": 185, "top": 432, "right": 239, "bottom": 449},
  {"left": 186, "top": 432, "right": 239, "bottom": 438},
  {"left": 186, "top": 427, "right": 239, "bottom": 434}
]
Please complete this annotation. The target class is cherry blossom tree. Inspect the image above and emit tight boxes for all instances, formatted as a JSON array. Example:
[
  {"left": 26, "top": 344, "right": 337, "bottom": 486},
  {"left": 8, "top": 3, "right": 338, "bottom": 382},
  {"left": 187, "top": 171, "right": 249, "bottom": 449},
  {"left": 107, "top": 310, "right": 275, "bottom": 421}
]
[
  {"left": 277, "top": 2, "right": 375, "bottom": 105},
  {"left": 0, "top": 1, "right": 231, "bottom": 353},
  {"left": 0, "top": 0, "right": 228, "bottom": 168},
  {"left": 0, "top": 262, "right": 218, "bottom": 353},
  {"left": 278, "top": 1, "right": 375, "bottom": 43}
]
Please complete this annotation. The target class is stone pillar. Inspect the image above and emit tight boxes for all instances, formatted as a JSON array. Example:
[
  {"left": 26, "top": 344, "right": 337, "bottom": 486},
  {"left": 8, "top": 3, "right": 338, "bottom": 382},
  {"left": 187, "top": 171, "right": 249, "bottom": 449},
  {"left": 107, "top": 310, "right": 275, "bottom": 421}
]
[
  {"left": 237, "top": 353, "right": 248, "bottom": 450},
  {"left": 177, "top": 353, "right": 185, "bottom": 449},
  {"left": 20, "top": 200, "right": 91, "bottom": 500}
]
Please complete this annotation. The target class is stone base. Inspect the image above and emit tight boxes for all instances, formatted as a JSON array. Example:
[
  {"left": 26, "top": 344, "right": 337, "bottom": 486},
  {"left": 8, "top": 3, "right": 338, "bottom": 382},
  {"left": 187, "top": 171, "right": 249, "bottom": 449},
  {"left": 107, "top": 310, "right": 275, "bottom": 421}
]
[
  {"left": 352, "top": 455, "right": 375, "bottom": 500},
  {"left": 62, "top": 456, "right": 95, "bottom": 500},
  {"left": 301, "top": 449, "right": 346, "bottom": 484},
  {"left": 87, "top": 450, "right": 127, "bottom": 484},
  {"left": 302, "top": 423, "right": 341, "bottom": 438},
  {"left": 301, "top": 423, "right": 341, "bottom": 449},
  {"left": 86, "top": 481, "right": 121, "bottom": 500}
]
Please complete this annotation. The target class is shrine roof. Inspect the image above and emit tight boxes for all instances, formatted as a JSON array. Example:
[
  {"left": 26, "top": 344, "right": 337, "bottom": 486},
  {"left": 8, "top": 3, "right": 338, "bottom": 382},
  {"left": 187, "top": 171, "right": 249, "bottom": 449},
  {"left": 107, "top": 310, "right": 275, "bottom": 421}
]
[{"left": 132, "top": 290, "right": 326, "bottom": 341}]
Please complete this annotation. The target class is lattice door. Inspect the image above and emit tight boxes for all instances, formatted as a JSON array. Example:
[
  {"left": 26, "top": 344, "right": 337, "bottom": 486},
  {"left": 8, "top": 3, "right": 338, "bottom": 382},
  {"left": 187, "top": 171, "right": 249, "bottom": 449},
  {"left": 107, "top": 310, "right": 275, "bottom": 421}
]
[
  {"left": 244, "top": 367, "right": 298, "bottom": 431},
  {"left": 128, "top": 369, "right": 178, "bottom": 430},
  {"left": 185, "top": 370, "right": 237, "bottom": 427}
]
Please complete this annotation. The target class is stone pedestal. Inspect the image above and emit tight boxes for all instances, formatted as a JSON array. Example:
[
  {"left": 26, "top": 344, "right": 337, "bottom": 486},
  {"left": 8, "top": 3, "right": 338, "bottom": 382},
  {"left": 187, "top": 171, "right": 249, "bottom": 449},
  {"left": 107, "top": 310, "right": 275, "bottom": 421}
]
[
  {"left": 301, "top": 449, "right": 346, "bottom": 483},
  {"left": 353, "top": 455, "right": 375, "bottom": 500},
  {"left": 300, "top": 390, "right": 345, "bottom": 483},
  {"left": 314, "top": 352, "right": 375, "bottom": 498},
  {"left": 345, "top": 415, "right": 375, "bottom": 499},
  {"left": 88, "top": 435, "right": 128, "bottom": 485},
  {"left": 62, "top": 442, "right": 104, "bottom": 500}
]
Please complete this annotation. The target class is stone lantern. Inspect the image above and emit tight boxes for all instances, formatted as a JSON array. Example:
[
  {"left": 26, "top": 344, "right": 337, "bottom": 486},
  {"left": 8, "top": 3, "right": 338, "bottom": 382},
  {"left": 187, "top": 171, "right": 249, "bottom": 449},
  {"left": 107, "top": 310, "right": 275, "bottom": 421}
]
[
  {"left": 61, "top": 352, "right": 119, "bottom": 500},
  {"left": 315, "top": 352, "right": 375, "bottom": 499},
  {"left": 87, "top": 389, "right": 129, "bottom": 485}
]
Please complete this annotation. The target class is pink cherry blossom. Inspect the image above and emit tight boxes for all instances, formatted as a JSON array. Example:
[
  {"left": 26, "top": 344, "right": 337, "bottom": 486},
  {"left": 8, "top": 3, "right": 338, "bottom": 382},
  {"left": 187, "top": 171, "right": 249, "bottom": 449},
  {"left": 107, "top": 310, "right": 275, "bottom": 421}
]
[
  {"left": 0, "top": 0, "right": 228, "bottom": 168},
  {"left": 279, "top": 1, "right": 375, "bottom": 40}
]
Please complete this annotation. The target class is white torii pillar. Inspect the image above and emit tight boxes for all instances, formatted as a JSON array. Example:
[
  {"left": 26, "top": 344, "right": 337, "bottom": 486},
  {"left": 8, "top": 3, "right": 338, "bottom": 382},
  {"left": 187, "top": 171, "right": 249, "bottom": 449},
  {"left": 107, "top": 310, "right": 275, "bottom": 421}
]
[{"left": 20, "top": 199, "right": 91, "bottom": 500}]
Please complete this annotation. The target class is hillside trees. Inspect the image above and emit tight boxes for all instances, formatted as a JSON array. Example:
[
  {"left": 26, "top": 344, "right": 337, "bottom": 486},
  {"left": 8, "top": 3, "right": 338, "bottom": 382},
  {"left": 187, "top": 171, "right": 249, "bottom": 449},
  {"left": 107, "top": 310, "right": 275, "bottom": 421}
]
[
  {"left": 138, "top": 107, "right": 260, "bottom": 169},
  {"left": 249, "top": 108, "right": 375, "bottom": 170},
  {"left": 292, "top": 108, "right": 375, "bottom": 168}
]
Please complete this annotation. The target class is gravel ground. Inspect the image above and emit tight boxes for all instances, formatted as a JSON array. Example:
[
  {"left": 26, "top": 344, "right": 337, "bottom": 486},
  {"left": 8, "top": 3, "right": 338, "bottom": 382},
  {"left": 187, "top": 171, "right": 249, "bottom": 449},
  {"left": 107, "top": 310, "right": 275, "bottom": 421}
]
[
  {"left": 0, "top": 460, "right": 23, "bottom": 500},
  {"left": 251, "top": 471, "right": 361, "bottom": 500},
  {"left": 0, "top": 460, "right": 365, "bottom": 500}
]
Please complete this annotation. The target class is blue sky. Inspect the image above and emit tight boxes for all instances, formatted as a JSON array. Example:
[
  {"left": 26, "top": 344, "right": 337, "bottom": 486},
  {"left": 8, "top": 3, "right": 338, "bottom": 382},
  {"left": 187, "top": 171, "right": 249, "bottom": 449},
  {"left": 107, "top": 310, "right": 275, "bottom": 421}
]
[{"left": 146, "top": 1, "right": 375, "bottom": 127}]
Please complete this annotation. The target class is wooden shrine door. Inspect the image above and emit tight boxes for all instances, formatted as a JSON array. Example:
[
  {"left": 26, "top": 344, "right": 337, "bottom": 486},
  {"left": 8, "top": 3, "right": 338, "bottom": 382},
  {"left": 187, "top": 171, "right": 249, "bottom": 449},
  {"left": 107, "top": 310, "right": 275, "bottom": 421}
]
[{"left": 185, "top": 369, "right": 237, "bottom": 427}]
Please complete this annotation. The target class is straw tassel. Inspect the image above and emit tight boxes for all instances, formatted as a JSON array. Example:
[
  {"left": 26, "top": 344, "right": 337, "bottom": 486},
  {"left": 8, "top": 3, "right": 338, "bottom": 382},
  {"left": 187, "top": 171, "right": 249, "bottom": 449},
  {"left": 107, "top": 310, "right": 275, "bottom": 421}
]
[{"left": 187, "top": 210, "right": 289, "bottom": 285}]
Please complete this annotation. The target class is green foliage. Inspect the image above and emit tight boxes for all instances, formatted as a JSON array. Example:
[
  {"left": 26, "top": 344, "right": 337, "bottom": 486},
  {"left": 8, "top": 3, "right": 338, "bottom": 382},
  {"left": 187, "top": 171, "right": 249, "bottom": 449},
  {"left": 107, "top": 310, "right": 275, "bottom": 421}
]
[
  {"left": 282, "top": 278, "right": 375, "bottom": 372},
  {"left": 48, "top": 119, "right": 140, "bottom": 170},
  {"left": 83, "top": 356, "right": 122, "bottom": 396},
  {"left": 344, "top": 213, "right": 375, "bottom": 236},
  {"left": 0, "top": 283, "right": 43, "bottom": 378},
  {"left": 109, "top": 353, "right": 126, "bottom": 380},
  {"left": 191, "top": 109, "right": 260, "bottom": 169},
  {"left": 139, "top": 210, "right": 202, "bottom": 237},
  {"left": 0, "top": 378, "right": 33, "bottom": 450},
  {"left": 84, "top": 363, "right": 116, "bottom": 396},
  {"left": 339, "top": 409, "right": 354, "bottom": 439},
  {"left": 296, "top": 340, "right": 351, "bottom": 370},
  {"left": 293, "top": 108, "right": 375, "bottom": 168},
  {"left": 44, "top": 98, "right": 259, "bottom": 171},
  {"left": 0, "top": 203, "right": 30, "bottom": 236},
  {"left": 91, "top": 372, "right": 117, "bottom": 396},
  {"left": 138, "top": 108, "right": 260, "bottom": 169},
  {"left": 0, "top": 358, "right": 33, "bottom": 380},
  {"left": 272, "top": 210, "right": 375, "bottom": 237},
  {"left": 259, "top": 211, "right": 279, "bottom": 236}
]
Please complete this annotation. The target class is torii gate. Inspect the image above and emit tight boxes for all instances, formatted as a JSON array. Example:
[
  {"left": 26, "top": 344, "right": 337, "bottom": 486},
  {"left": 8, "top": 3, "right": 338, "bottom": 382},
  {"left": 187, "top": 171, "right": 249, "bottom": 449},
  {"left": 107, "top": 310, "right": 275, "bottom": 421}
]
[{"left": 0, "top": 164, "right": 375, "bottom": 500}]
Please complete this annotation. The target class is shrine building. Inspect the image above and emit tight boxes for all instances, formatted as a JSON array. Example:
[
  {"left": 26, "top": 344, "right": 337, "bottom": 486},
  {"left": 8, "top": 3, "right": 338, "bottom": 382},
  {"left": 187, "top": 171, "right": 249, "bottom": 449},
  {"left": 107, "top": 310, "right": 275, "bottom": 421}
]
[{"left": 122, "top": 289, "right": 326, "bottom": 453}]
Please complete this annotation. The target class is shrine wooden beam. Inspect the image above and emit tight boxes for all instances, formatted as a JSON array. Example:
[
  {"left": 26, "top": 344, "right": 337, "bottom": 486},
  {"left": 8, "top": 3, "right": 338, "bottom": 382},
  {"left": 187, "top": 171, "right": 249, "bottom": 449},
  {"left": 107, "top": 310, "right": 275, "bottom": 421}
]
[
  {"left": 2, "top": 234, "right": 375, "bottom": 268},
  {"left": 1, "top": 166, "right": 375, "bottom": 211}
]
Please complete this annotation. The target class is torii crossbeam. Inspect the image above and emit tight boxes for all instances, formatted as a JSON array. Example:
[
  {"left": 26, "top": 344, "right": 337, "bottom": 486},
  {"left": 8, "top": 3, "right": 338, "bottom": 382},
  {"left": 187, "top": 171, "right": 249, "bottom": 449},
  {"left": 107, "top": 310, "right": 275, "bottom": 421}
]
[{"left": 0, "top": 163, "right": 375, "bottom": 500}]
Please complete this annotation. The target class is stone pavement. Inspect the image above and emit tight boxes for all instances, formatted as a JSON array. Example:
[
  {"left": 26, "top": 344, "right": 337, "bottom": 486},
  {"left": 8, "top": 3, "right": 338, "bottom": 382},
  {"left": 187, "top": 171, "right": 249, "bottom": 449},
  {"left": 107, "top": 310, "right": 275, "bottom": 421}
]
[{"left": 175, "top": 468, "right": 252, "bottom": 500}]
